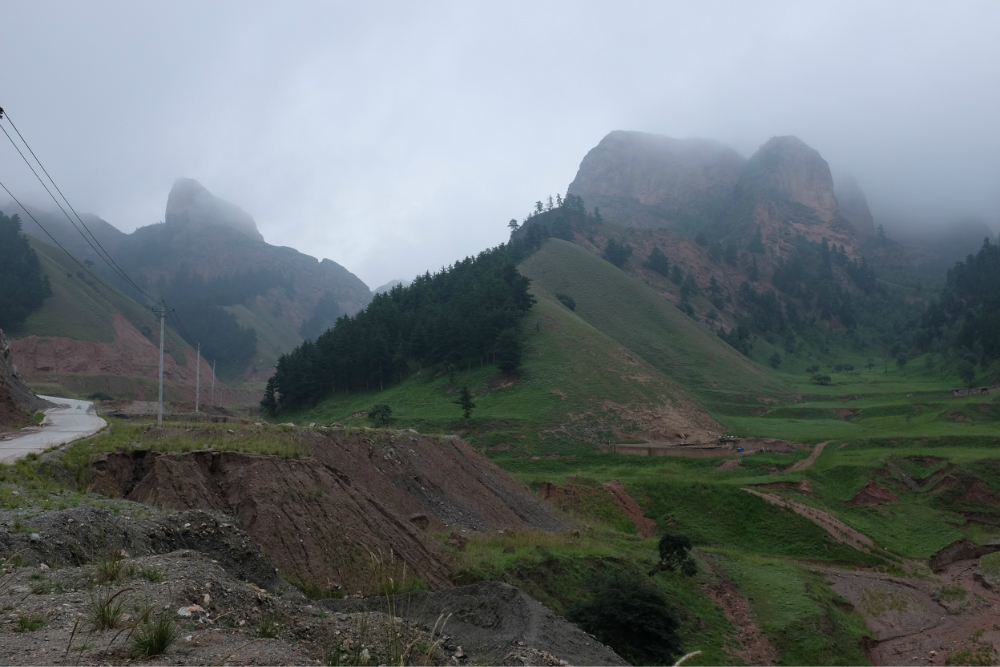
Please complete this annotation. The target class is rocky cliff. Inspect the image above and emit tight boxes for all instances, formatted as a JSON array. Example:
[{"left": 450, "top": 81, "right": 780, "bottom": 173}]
[
  {"left": 0, "top": 327, "right": 47, "bottom": 427},
  {"left": 568, "top": 131, "right": 745, "bottom": 229},
  {"left": 569, "top": 131, "right": 863, "bottom": 256},
  {"left": 835, "top": 173, "right": 877, "bottom": 237},
  {"left": 166, "top": 177, "right": 264, "bottom": 242}
]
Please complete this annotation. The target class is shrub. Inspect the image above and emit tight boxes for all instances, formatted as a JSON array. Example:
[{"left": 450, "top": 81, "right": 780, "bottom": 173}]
[
  {"left": 367, "top": 404, "right": 392, "bottom": 427},
  {"left": 555, "top": 294, "right": 576, "bottom": 311},
  {"left": 568, "top": 571, "right": 682, "bottom": 665},
  {"left": 15, "top": 612, "right": 45, "bottom": 632},
  {"left": 132, "top": 614, "right": 178, "bottom": 657}
]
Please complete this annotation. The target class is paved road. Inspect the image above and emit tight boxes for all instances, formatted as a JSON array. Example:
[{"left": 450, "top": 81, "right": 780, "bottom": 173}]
[{"left": 0, "top": 396, "right": 106, "bottom": 464}]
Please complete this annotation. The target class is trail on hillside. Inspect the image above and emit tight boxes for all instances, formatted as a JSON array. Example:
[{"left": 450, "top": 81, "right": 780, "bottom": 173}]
[
  {"left": 701, "top": 554, "right": 780, "bottom": 665},
  {"left": 786, "top": 440, "right": 832, "bottom": 473},
  {"left": 741, "top": 487, "right": 874, "bottom": 553}
]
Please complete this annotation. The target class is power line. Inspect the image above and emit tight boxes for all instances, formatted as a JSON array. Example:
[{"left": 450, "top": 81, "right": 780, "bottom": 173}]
[
  {"left": 0, "top": 120, "right": 156, "bottom": 305},
  {"left": 0, "top": 108, "right": 199, "bottom": 349},
  {"left": 3, "top": 111, "right": 156, "bottom": 307},
  {"left": 0, "top": 178, "right": 129, "bottom": 298}
]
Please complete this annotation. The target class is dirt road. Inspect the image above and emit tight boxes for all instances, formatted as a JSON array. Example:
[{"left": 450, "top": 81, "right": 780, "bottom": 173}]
[
  {"left": 0, "top": 396, "right": 105, "bottom": 464},
  {"left": 786, "top": 440, "right": 832, "bottom": 473}
]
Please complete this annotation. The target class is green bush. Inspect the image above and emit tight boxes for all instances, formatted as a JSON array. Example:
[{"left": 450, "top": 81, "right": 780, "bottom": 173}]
[{"left": 568, "top": 571, "right": 682, "bottom": 665}]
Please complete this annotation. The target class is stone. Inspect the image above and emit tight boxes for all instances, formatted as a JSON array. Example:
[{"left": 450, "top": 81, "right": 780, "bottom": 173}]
[
  {"left": 503, "top": 546, "right": 515, "bottom": 554},
  {"left": 408, "top": 514, "right": 430, "bottom": 530}
]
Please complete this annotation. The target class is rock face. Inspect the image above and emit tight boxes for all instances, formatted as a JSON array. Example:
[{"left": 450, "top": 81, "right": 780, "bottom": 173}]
[
  {"left": 835, "top": 173, "right": 877, "bottom": 237},
  {"left": 0, "top": 327, "right": 47, "bottom": 427},
  {"left": 568, "top": 131, "right": 745, "bottom": 228},
  {"left": 568, "top": 131, "right": 863, "bottom": 256},
  {"left": 166, "top": 177, "right": 264, "bottom": 242},
  {"left": 741, "top": 136, "right": 839, "bottom": 222}
]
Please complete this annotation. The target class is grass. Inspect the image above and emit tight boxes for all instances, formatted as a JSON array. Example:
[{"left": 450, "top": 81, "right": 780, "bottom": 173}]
[
  {"left": 715, "top": 551, "right": 870, "bottom": 666},
  {"left": 89, "top": 586, "right": 128, "bottom": 631},
  {"left": 132, "top": 614, "right": 179, "bottom": 657},
  {"left": 15, "top": 612, "right": 46, "bottom": 632}
]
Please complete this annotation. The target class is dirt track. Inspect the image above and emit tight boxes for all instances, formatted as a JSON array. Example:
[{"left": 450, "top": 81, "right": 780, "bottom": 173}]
[
  {"left": 741, "top": 487, "right": 874, "bottom": 553},
  {"left": 785, "top": 440, "right": 831, "bottom": 473}
]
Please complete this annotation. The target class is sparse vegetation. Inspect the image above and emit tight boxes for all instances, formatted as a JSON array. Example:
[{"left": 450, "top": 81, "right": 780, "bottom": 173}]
[{"left": 131, "top": 614, "right": 179, "bottom": 657}]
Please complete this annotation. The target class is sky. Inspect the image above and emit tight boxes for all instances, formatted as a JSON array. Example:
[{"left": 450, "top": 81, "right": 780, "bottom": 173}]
[{"left": 2, "top": 1, "right": 999, "bottom": 289}]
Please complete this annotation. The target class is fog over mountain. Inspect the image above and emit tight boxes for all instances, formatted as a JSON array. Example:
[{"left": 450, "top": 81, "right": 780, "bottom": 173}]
[{"left": 1, "top": 1, "right": 998, "bottom": 287}]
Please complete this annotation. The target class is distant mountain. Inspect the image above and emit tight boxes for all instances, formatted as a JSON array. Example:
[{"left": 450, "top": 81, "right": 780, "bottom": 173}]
[
  {"left": 834, "top": 173, "right": 877, "bottom": 238},
  {"left": 373, "top": 279, "right": 411, "bottom": 294},
  {"left": 568, "top": 131, "right": 745, "bottom": 232},
  {"left": 570, "top": 132, "right": 864, "bottom": 258},
  {"left": 6, "top": 179, "right": 372, "bottom": 391}
]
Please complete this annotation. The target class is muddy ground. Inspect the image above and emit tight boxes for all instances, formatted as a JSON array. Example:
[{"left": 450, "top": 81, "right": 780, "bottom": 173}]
[{"left": 0, "top": 506, "right": 620, "bottom": 666}]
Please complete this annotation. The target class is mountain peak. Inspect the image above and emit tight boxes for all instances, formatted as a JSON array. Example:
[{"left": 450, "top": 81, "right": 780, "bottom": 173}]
[
  {"left": 165, "top": 178, "right": 264, "bottom": 242},
  {"left": 743, "top": 136, "right": 839, "bottom": 222}
]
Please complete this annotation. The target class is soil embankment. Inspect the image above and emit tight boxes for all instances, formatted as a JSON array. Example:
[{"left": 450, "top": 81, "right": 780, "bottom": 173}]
[
  {"left": 90, "top": 427, "right": 572, "bottom": 593},
  {"left": 11, "top": 314, "right": 257, "bottom": 406},
  {"left": 0, "top": 327, "right": 48, "bottom": 429}
]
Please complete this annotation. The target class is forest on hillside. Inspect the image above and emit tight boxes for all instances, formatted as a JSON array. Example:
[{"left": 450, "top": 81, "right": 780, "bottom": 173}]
[
  {"left": 0, "top": 211, "right": 51, "bottom": 330},
  {"left": 262, "top": 241, "right": 538, "bottom": 415}
]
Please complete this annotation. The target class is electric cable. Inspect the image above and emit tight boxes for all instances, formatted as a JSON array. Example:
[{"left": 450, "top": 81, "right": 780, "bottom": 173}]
[
  {"left": 0, "top": 121, "right": 155, "bottom": 305},
  {"left": 0, "top": 109, "right": 199, "bottom": 347},
  {"left": 3, "top": 111, "right": 154, "bottom": 308}
]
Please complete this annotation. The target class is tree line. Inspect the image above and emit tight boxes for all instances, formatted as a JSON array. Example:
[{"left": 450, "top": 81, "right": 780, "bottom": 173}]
[
  {"left": 262, "top": 243, "right": 536, "bottom": 415},
  {"left": 0, "top": 212, "right": 52, "bottom": 330}
]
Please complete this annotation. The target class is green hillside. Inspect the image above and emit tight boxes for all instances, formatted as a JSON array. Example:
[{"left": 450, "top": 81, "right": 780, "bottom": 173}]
[
  {"left": 20, "top": 238, "right": 188, "bottom": 363},
  {"left": 286, "top": 284, "right": 720, "bottom": 456},
  {"left": 518, "top": 239, "right": 790, "bottom": 412},
  {"left": 224, "top": 302, "right": 303, "bottom": 375}
]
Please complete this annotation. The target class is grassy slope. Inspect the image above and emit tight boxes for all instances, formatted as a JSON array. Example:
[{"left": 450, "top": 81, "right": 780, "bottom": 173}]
[
  {"left": 12, "top": 238, "right": 193, "bottom": 397},
  {"left": 225, "top": 302, "right": 303, "bottom": 374},
  {"left": 288, "top": 286, "right": 716, "bottom": 456},
  {"left": 517, "top": 239, "right": 790, "bottom": 414}
]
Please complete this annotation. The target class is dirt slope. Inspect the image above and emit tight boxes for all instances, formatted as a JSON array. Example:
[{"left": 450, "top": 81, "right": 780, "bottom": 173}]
[
  {"left": 12, "top": 314, "right": 256, "bottom": 406},
  {"left": 90, "top": 427, "right": 572, "bottom": 592},
  {"left": 0, "top": 327, "right": 47, "bottom": 429}
]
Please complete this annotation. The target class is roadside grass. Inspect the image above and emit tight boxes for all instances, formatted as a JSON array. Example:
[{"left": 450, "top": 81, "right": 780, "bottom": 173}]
[{"left": 61, "top": 419, "right": 309, "bottom": 468}]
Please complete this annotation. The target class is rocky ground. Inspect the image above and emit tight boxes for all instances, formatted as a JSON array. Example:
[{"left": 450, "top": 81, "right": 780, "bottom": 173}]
[{"left": 0, "top": 505, "right": 622, "bottom": 666}]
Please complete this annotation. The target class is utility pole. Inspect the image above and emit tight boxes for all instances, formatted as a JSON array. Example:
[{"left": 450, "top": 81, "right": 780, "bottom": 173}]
[
  {"left": 152, "top": 305, "right": 166, "bottom": 426},
  {"left": 211, "top": 359, "right": 216, "bottom": 409},
  {"left": 195, "top": 342, "right": 200, "bottom": 413}
]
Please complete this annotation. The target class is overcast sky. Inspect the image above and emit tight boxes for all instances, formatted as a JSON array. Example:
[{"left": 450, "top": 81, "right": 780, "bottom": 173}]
[{"left": 2, "top": 1, "right": 999, "bottom": 288}]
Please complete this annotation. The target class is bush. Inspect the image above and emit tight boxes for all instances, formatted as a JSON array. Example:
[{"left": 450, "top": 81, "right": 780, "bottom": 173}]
[
  {"left": 555, "top": 293, "right": 576, "bottom": 311},
  {"left": 604, "top": 239, "right": 633, "bottom": 268},
  {"left": 568, "top": 571, "right": 682, "bottom": 665},
  {"left": 367, "top": 404, "right": 392, "bottom": 426},
  {"left": 132, "top": 614, "right": 178, "bottom": 657}
]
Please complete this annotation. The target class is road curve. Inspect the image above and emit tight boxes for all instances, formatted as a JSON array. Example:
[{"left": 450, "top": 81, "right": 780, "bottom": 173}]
[{"left": 0, "top": 396, "right": 106, "bottom": 464}]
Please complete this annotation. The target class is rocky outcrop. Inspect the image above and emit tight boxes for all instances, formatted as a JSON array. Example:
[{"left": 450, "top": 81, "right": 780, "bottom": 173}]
[
  {"left": 835, "top": 173, "right": 877, "bottom": 237},
  {"left": 568, "top": 131, "right": 864, "bottom": 257},
  {"left": 741, "top": 136, "right": 840, "bottom": 222},
  {"left": 166, "top": 177, "right": 264, "bottom": 242},
  {"left": 568, "top": 131, "right": 745, "bottom": 228},
  {"left": 0, "top": 327, "right": 47, "bottom": 426}
]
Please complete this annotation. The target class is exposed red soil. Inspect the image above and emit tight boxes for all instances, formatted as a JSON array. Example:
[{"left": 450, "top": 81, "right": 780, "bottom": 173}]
[
  {"left": 602, "top": 480, "right": 657, "bottom": 538},
  {"left": 915, "top": 463, "right": 957, "bottom": 488},
  {"left": 848, "top": 480, "right": 901, "bottom": 506},
  {"left": 11, "top": 314, "right": 255, "bottom": 406},
  {"left": 701, "top": 554, "right": 780, "bottom": 665},
  {"left": 931, "top": 475, "right": 1000, "bottom": 507},
  {"left": 90, "top": 428, "right": 571, "bottom": 594}
]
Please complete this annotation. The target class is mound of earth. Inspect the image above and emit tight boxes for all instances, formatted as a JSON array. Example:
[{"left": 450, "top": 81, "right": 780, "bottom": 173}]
[
  {"left": 325, "top": 580, "right": 628, "bottom": 666},
  {"left": 89, "top": 427, "right": 572, "bottom": 593},
  {"left": 1, "top": 505, "right": 604, "bottom": 666},
  {"left": 0, "top": 506, "right": 287, "bottom": 593},
  {"left": 537, "top": 479, "right": 656, "bottom": 537},
  {"left": 847, "top": 480, "right": 900, "bottom": 506},
  {"left": 931, "top": 475, "right": 1000, "bottom": 508},
  {"left": 0, "top": 327, "right": 48, "bottom": 429},
  {"left": 751, "top": 479, "right": 813, "bottom": 494}
]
